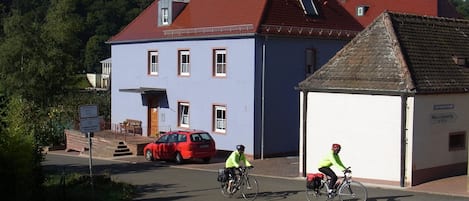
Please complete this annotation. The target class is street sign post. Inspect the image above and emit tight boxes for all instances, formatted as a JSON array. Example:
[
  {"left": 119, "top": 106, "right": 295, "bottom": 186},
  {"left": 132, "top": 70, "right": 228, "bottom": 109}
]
[{"left": 79, "top": 104, "right": 99, "bottom": 189}]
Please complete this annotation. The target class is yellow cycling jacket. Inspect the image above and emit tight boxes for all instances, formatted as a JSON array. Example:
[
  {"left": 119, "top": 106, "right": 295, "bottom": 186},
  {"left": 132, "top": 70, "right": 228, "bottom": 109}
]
[
  {"left": 225, "top": 150, "right": 252, "bottom": 168},
  {"left": 318, "top": 150, "right": 346, "bottom": 171}
]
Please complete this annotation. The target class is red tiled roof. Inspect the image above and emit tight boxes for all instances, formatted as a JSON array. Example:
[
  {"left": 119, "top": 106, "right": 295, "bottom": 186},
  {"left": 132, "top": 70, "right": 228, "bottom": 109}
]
[
  {"left": 108, "top": 0, "right": 364, "bottom": 43},
  {"left": 339, "top": 0, "right": 461, "bottom": 27}
]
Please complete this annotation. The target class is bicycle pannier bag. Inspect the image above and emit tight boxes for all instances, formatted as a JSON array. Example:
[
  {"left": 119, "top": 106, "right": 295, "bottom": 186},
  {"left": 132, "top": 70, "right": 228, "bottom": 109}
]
[
  {"left": 217, "top": 168, "right": 228, "bottom": 182},
  {"left": 306, "top": 173, "right": 324, "bottom": 189}
]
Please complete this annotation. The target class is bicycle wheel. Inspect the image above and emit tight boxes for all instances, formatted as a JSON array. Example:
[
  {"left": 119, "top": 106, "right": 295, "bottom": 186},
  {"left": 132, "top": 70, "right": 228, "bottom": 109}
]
[
  {"left": 305, "top": 185, "right": 328, "bottom": 201},
  {"left": 240, "top": 175, "right": 258, "bottom": 200},
  {"left": 338, "top": 181, "right": 367, "bottom": 201}
]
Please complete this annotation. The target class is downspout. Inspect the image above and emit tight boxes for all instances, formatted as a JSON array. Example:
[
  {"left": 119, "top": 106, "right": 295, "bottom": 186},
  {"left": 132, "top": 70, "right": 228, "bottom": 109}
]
[
  {"left": 400, "top": 94, "right": 408, "bottom": 187},
  {"left": 261, "top": 36, "right": 268, "bottom": 160},
  {"left": 302, "top": 90, "right": 308, "bottom": 177}
]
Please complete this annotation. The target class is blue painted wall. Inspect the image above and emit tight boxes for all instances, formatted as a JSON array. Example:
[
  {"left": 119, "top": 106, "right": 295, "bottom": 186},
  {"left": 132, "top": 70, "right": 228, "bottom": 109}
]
[
  {"left": 111, "top": 36, "right": 349, "bottom": 157},
  {"left": 253, "top": 36, "right": 349, "bottom": 157},
  {"left": 112, "top": 38, "right": 258, "bottom": 154}
]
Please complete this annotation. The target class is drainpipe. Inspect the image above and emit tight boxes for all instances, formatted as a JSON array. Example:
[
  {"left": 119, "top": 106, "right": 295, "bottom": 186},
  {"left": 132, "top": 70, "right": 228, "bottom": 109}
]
[
  {"left": 400, "top": 94, "right": 408, "bottom": 187},
  {"left": 302, "top": 90, "right": 308, "bottom": 177},
  {"left": 261, "top": 36, "right": 268, "bottom": 160}
]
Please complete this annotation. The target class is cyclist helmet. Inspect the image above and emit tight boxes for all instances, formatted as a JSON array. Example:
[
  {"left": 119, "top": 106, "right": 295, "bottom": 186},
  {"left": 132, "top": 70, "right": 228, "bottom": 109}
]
[
  {"left": 332, "top": 144, "right": 341, "bottom": 152},
  {"left": 236, "top": 144, "right": 245, "bottom": 152}
]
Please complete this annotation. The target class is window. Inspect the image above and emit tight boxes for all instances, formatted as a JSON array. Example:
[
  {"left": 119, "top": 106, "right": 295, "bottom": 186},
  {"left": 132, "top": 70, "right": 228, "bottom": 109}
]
[
  {"left": 305, "top": 48, "right": 317, "bottom": 76},
  {"left": 179, "top": 50, "right": 190, "bottom": 76},
  {"left": 178, "top": 102, "right": 190, "bottom": 128},
  {"left": 161, "top": 8, "right": 169, "bottom": 25},
  {"left": 214, "top": 49, "right": 226, "bottom": 77},
  {"left": 356, "top": 5, "right": 369, "bottom": 17},
  {"left": 149, "top": 51, "right": 159, "bottom": 75},
  {"left": 449, "top": 131, "right": 466, "bottom": 151},
  {"left": 177, "top": 134, "right": 187, "bottom": 142},
  {"left": 157, "top": 134, "right": 169, "bottom": 143},
  {"left": 213, "top": 105, "right": 226, "bottom": 133},
  {"left": 168, "top": 134, "right": 178, "bottom": 143}
]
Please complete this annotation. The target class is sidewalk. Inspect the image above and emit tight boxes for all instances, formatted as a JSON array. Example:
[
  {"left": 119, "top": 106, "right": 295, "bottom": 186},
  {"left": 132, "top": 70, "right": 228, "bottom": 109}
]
[{"left": 48, "top": 150, "right": 469, "bottom": 198}]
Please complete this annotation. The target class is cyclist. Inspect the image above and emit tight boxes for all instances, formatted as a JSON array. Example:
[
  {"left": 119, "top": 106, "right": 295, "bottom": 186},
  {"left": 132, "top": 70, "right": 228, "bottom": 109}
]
[
  {"left": 225, "top": 145, "right": 253, "bottom": 181},
  {"left": 318, "top": 143, "right": 347, "bottom": 197}
]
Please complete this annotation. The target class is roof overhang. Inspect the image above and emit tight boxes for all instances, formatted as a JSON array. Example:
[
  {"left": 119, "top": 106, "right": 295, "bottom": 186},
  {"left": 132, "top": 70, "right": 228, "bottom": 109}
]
[{"left": 119, "top": 87, "right": 166, "bottom": 95}]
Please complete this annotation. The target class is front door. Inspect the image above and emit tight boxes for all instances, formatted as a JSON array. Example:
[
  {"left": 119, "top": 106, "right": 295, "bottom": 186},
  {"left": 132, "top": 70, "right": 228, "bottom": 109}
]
[{"left": 148, "top": 98, "right": 159, "bottom": 137}]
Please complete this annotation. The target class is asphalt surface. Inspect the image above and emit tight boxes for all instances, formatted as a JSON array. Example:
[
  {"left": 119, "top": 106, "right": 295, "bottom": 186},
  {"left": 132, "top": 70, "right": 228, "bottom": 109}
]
[{"left": 44, "top": 150, "right": 469, "bottom": 199}]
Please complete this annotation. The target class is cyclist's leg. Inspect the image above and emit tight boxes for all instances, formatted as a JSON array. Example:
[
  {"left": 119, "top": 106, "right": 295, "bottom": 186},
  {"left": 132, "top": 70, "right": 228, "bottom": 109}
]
[
  {"left": 226, "top": 168, "right": 234, "bottom": 179},
  {"left": 319, "top": 167, "right": 337, "bottom": 190}
]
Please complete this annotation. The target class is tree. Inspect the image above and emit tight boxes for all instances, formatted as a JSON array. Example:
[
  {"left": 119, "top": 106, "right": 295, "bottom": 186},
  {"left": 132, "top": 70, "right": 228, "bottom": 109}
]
[
  {"left": 0, "top": 95, "right": 45, "bottom": 201},
  {"left": 451, "top": 0, "right": 469, "bottom": 19}
]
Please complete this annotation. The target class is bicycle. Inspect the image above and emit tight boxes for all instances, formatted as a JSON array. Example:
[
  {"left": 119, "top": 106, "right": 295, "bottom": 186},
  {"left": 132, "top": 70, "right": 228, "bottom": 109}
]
[
  {"left": 306, "top": 167, "right": 367, "bottom": 201},
  {"left": 220, "top": 166, "right": 259, "bottom": 200}
]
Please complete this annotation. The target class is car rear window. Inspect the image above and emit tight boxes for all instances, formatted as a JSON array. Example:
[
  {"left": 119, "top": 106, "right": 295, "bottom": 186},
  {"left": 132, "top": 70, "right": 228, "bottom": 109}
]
[{"left": 190, "top": 133, "right": 212, "bottom": 142}]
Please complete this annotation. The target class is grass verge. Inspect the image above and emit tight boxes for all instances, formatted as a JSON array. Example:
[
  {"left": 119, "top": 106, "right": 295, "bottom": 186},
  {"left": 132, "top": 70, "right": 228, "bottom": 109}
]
[{"left": 43, "top": 172, "right": 134, "bottom": 201}]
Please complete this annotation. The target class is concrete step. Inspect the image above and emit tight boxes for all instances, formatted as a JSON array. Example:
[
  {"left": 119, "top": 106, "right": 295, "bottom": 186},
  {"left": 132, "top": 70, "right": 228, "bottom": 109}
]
[{"left": 113, "top": 141, "right": 132, "bottom": 157}]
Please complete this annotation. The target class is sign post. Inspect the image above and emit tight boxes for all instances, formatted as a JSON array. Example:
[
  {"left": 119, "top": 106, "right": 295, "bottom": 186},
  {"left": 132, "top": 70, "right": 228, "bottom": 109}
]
[{"left": 79, "top": 104, "right": 100, "bottom": 189}]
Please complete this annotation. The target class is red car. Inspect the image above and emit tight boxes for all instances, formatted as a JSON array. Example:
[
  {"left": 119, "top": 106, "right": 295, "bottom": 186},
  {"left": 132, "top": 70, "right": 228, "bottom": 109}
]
[{"left": 143, "top": 130, "right": 216, "bottom": 164}]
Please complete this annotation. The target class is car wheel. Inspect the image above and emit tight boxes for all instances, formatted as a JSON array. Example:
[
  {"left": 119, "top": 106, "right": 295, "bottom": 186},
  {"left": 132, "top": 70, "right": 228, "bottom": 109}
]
[
  {"left": 145, "top": 150, "right": 154, "bottom": 161},
  {"left": 174, "top": 152, "right": 183, "bottom": 164},
  {"left": 202, "top": 157, "right": 211, "bottom": 164}
]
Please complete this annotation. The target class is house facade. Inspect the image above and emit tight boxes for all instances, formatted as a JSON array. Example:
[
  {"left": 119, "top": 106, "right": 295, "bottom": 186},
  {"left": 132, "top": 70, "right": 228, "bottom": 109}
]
[
  {"left": 108, "top": 0, "right": 363, "bottom": 157},
  {"left": 107, "top": 0, "right": 460, "bottom": 158},
  {"left": 298, "top": 12, "right": 469, "bottom": 186},
  {"left": 86, "top": 58, "right": 111, "bottom": 90}
]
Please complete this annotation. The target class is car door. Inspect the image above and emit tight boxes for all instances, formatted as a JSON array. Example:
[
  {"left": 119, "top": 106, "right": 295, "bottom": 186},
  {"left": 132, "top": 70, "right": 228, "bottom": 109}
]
[
  {"left": 155, "top": 134, "right": 169, "bottom": 159},
  {"left": 164, "top": 134, "right": 178, "bottom": 159}
]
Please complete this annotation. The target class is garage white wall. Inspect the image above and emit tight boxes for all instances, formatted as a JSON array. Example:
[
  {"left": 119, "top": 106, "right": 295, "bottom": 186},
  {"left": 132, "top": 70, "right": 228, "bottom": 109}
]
[
  {"left": 304, "top": 92, "right": 402, "bottom": 182},
  {"left": 412, "top": 94, "right": 469, "bottom": 170}
]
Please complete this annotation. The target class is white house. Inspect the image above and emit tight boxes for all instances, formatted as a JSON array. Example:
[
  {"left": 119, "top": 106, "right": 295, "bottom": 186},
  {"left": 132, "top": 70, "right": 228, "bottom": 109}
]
[
  {"left": 298, "top": 12, "right": 469, "bottom": 186},
  {"left": 86, "top": 58, "right": 111, "bottom": 90}
]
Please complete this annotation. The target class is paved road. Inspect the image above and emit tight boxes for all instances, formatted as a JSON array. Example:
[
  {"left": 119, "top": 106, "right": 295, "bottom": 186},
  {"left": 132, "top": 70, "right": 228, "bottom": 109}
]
[{"left": 42, "top": 153, "right": 469, "bottom": 201}]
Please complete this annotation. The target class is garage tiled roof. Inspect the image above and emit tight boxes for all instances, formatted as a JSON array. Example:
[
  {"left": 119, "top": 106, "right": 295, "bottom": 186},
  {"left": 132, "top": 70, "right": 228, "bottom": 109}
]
[
  {"left": 298, "top": 12, "right": 469, "bottom": 94},
  {"left": 108, "top": 0, "right": 363, "bottom": 43}
]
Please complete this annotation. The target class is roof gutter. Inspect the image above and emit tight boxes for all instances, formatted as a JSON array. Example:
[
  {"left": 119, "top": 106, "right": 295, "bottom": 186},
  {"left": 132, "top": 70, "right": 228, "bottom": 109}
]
[
  {"left": 260, "top": 35, "right": 268, "bottom": 160},
  {"left": 106, "top": 33, "right": 257, "bottom": 45},
  {"left": 400, "top": 94, "right": 408, "bottom": 187},
  {"left": 296, "top": 87, "right": 416, "bottom": 97}
]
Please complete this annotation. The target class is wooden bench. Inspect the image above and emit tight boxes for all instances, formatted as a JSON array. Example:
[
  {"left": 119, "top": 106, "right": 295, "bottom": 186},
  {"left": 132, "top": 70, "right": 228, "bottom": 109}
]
[{"left": 120, "top": 119, "right": 143, "bottom": 135}]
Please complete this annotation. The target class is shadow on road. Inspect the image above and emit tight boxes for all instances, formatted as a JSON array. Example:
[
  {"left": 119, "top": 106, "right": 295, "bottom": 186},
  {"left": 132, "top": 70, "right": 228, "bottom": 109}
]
[
  {"left": 257, "top": 190, "right": 303, "bottom": 200},
  {"left": 132, "top": 195, "right": 191, "bottom": 201},
  {"left": 366, "top": 194, "right": 413, "bottom": 201}
]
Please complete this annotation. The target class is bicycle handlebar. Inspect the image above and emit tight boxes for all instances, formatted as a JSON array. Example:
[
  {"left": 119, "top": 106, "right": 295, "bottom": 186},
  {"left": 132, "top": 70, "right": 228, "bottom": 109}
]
[{"left": 344, "top": 167, "right": 351, "bottom": 173}]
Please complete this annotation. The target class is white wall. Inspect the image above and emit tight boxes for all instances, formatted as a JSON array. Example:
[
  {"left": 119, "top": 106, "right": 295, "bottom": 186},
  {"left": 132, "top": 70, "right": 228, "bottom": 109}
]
[
  {"left": 303, "top": 92, "right": 403, "bottom": 182},
  {"left": 412, "top": 94, "right": 469, "bottom": 170}
]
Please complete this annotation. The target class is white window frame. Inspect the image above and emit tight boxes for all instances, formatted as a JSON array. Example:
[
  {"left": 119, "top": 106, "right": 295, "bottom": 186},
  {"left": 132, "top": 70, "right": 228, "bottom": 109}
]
[
  {"left": 214, "top": 49, "right": 226, "bottom": 77},
  {"left": 162, "top": 8, "right": 169, "bottom": 25},
  {"left": 214, "top": 105, "right": 226, "bottom": 133},
  {"left": 179, "top": 50, "right": 190, "bottom": 76},
  {"left": 149, "top": 51, "right": 159, "bottom": 75},
  {"left": 178, "top": 102, "right": 190, "bottom": 128}
]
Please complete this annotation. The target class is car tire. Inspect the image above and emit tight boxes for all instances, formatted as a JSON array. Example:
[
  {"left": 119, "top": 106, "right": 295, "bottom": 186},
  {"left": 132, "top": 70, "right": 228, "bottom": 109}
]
[
  {"left": 145, "top": 150, "right": 154, "bottom": 161},
  {"left": 202, "top": 157, "right": 211, "bottom": 164},
  {"left": 175, "top": 152, "right": 183, "bottom": 164}
]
